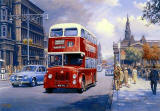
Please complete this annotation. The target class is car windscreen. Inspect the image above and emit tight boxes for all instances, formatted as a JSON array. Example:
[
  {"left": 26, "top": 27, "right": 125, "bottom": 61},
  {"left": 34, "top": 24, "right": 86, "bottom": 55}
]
[
  {"left": 50, "top": 28, "right": 63, "bottom": 37},
  {"left": 64, "top": 28, "right": 78, "bottom": 36},
  {"left": 22, "top": 66, "right": 37, "bottom": 72}
]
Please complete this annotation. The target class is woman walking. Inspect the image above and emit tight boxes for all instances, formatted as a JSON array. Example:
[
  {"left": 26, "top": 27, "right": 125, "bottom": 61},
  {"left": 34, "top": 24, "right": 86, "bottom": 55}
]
[
  {"left": 132, "top": 66, "right": 138, "bottom": 84},
  {"left": 119, "top": 67, "right": 124, "bottom": 88},
  {"left": 124, "top": 67, "right": 129, "bottom": 87}
]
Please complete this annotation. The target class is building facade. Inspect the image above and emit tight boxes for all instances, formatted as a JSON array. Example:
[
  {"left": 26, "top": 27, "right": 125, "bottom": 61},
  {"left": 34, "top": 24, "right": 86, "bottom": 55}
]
[
  {"left": 113, "top": 15, "right": 160, "bottom": 65},
  {"left": 0, "top": 0, "right": 45, "bottom": 70}
]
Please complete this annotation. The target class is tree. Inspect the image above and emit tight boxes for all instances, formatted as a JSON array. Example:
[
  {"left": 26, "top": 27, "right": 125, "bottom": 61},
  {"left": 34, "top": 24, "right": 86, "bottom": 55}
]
[
  {"left": 143, "top": 0, "right": 160, "bottom": 24},
  {"left": 142, "top": 43, "right": 151, "bottom": 61},
  {"left": 151, "top": 44, "right": 160, "bottom": 63},
  {"left": 125, "top": 47, "right": 143, "bottom": 64},
  {"left": 142, "top": 43, "right": 160, "bottom": 65}
]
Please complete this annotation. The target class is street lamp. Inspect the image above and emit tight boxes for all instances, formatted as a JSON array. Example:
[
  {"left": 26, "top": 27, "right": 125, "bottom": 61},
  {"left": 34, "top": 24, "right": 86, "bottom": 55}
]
[
  {"left": 118, "top": 39, "right": 121, "bottom": 67},
  {"left": 10, "top": 12, "right": 48, "bottom": 65}
]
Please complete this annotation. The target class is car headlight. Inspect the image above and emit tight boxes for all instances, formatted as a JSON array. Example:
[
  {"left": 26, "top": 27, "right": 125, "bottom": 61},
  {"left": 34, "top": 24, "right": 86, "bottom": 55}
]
[
  {"left": 48, "top": 74, "right": 52, "bottom": 79},
  {"left": 72, "top": 80, "right": 76, "bottom": 85},
  {"left": 11, "top": 76, "right": 15, "bottom": 80},
  {"left": 73, "top": 74, "right": 77, "bottom": 79},
  {"left": 24, "top": 76, "right": 28, "bottom": 80}
]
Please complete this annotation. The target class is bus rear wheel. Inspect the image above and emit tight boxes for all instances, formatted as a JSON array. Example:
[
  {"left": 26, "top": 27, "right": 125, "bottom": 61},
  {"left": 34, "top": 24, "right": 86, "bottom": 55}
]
[{"left": 93, "top": 74, "right": 96, "bottom": 86}]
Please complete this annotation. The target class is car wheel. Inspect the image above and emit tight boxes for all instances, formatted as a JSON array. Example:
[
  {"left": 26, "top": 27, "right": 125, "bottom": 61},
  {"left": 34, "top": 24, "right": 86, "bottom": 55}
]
[
  {"left": 12, "top": 84, "right": 18, "bottom": 87},
  {"left": 78, "top": 79, "right": 86, "bottom": 93},
  {"left": 30, "top": 78, "right": 37, "bottom": 87},
  {"left": 45, "top": 88, "right": 53, "bottom": 93}
]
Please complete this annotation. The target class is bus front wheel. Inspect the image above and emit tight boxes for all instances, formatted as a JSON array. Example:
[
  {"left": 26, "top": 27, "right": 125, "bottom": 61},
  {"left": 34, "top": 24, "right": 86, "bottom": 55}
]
[
  {"left": 78, "top": 79, "right": 86, "bottom": 93},
  {"left": 45, "top": 88, "right": 53, "bottom": 93}
]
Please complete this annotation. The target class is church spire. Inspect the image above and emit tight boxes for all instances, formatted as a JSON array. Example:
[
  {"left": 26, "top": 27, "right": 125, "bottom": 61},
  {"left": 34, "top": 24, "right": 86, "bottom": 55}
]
[{"left": 125, "top": 14, "right": 131, "bottom": 40}]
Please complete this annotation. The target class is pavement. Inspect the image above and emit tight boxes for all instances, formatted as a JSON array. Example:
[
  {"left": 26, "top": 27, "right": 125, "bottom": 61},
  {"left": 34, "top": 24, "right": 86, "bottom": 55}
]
[{"left": 111, "top": 77, "right": 160, "bottom": 111}]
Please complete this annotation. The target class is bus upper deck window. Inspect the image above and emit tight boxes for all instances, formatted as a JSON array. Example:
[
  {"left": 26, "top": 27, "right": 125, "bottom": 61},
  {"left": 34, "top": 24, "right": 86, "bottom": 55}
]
[
  {"left": 81, "top": 29, "right": 85, "bottom": 38},
  {"left": 50, "top": 28, "right": 63, "bottom": 37},
  {"left": 64, "top": 28, "right": 78, "bottom": 36}
]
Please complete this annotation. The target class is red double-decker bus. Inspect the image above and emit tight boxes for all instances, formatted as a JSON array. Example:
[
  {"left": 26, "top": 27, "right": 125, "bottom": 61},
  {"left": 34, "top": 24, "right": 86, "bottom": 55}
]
[{"left": 44, "top": 23, "right": 98, "bottom": 93}]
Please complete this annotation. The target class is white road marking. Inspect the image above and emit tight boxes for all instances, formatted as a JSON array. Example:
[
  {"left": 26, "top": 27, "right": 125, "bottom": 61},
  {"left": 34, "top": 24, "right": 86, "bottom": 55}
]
[{"left": 0, "top": 87, "right": 9, "bottom": 90}]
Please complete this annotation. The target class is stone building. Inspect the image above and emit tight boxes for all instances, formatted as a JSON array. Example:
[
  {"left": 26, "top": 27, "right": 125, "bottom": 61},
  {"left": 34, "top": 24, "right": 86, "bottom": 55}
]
[
  {"left": 113, "top": 15, "right": 160, "bottom": 65},
  {"left": 97, "top": 42, "right": 102, "bottom": 65},
  {"left": 0, "top": 0, "right": 45, "bottom": 70}
]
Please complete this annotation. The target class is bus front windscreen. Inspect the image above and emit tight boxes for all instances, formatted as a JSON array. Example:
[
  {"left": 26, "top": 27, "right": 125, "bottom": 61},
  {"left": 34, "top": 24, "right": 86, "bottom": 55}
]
[
  {"left": 64, "top": 54, "right": 83, "bottom": 66},
  {"left": 50, "top": 28, "right": 63, "bottom": 37},
  {"left": 48, "top": 54, "right": 83, "bottom": 67},
  {"left": 48, "top": 54, "right": 62, "bottom": 67},
  {"left": 64, "top": 28, "right": 78, "bottom": 36}
]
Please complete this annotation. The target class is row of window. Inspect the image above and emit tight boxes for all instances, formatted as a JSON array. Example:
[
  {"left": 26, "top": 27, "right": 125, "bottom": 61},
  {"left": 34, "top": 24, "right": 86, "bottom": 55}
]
[
  {"left": 81, "top": 29, "right": 97, "bottom": 45},
  {"left": 21, "top": 29, "right": 44, "bottom": 46},
  {"left": 85, "top": 58, "right": 97, "bottom": 68},
  {"left": 21, "top": 7, "right": 43, "bottom": 26},
  {"left": 0, "top": 25, "right": 7, "bottom": 37},
  {"left": 22, "top": 48, "right": 44, "bottom": 57},
  {"left": 0, "top": 8, "right": 7, "bottom": 21},
  {"left": 50, "top": 28, "right": 97, "bottom": 45},
  {"left": 0, "top": 0, "right": 12, "bottom": 8},
  {"left": 50, "top": 28, "right": 77, "bottom": 37}
]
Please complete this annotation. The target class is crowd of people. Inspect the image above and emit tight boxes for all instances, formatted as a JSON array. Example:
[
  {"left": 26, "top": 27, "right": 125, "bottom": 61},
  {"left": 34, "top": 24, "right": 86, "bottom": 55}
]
[{"left": 113, "top": 64, "right": 160, "bottom": 95}]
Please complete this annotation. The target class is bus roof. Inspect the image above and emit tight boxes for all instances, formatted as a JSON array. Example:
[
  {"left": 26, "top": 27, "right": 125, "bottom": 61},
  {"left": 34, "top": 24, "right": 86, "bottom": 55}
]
[{"left": 49, "top": 23, "right": 96, "bottom": 38}]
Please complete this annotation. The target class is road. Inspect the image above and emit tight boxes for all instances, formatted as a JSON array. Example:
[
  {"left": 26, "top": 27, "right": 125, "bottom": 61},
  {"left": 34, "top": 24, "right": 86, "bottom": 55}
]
[{"left": 0, "top": 70, "right": 113, "bottom": 111}]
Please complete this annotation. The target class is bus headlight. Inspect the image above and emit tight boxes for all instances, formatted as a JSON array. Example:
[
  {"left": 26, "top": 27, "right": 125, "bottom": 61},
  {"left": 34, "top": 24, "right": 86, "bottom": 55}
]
[
  {"left": 73, "top": 80, "right": 76, "bottom": 85},
  {"left": 48, "top": 74, "right": 52, "bottom": 79},
  {"left": 73, "top": 74, "right": 77, "bottom": 79}
]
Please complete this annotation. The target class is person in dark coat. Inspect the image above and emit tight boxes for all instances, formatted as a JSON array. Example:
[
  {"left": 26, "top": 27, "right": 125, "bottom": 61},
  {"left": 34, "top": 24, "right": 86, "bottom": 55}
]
[{"left": 149, "top": 65, "right": 159, "bottom": 95}]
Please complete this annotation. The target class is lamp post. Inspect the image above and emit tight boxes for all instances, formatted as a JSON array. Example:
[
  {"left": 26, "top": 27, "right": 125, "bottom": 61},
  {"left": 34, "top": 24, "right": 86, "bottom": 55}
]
[
  {"left": 10, "top": 13, "right": 48, "bottom": 65},
  {"left": 118, "top": 39, "right": 121, "bottom": 66}
]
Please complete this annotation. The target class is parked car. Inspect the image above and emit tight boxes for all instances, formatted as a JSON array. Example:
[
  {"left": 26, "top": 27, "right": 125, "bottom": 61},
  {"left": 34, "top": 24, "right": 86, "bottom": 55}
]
[
  {"left": 105, "top": 68, "right": 114, "bottom": 76},
  {"left": 10, "top": 65, "right": 46, "bottom": 87}
]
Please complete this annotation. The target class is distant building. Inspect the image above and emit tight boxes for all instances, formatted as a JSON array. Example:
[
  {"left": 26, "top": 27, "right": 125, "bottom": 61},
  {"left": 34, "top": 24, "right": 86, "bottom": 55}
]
[
  {"left": 0, "top": 0, "right": 45, "bottom": 69},
  {"left": 97, "top": 42, "right": 102, "bottom": 65},
  {"left": 113, "top": 15, "right": 160, "bottom": 65}
]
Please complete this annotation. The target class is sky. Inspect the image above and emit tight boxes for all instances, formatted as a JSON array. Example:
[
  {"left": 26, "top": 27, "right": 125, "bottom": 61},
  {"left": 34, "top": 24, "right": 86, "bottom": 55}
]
[{"left": 31, "top": 0, "right": 160, "bottom": 59}]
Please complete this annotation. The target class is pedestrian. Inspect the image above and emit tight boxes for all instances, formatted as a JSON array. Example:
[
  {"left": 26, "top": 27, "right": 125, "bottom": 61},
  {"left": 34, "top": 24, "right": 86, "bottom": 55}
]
[
  {"left": 124, "top": 67, "right": 129, "bottom": 87},
  {"left": 132, "top": 66, "right": 137, "bottom": 84},
  {"left": 113, "top": 65, "right": 120, "bottom": 90},
  {"left": 119, "top": 67, "right": 124, "bottom": 88},
  {"left": 149, "top": 65, "right": 159, "bottom": 95},
  {"left": 141, "top": 68, "right": 145, "bottom": 78},
  {"left": 145, "top": 69, "right": 150, "bottom": 80}
]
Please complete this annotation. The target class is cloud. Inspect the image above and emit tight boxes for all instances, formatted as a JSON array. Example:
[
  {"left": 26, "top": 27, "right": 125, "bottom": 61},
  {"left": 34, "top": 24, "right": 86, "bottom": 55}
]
[
  {"left": 87, "top": 18, "right": 116, "bottom": 58},
  {"left": 31, "top": 0, "right": 92, "bottom": 31},
  {"left": 104, "top": 0, "right": 120, "bottom": 6},
  {"left": 133, "top": 1, "right": 146, "bottom": 10},
  {"left": 85, "top": 0, "right": 120, "bottom": 7},
  {"left": 88, "top": 18, "right": 115, "bottom": 37}
]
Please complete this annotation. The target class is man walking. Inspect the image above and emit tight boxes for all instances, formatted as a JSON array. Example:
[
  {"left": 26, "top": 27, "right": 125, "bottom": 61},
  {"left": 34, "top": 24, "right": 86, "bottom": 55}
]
[{"left": 149, "top": 65, "right": 159, "bottom": 95}]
